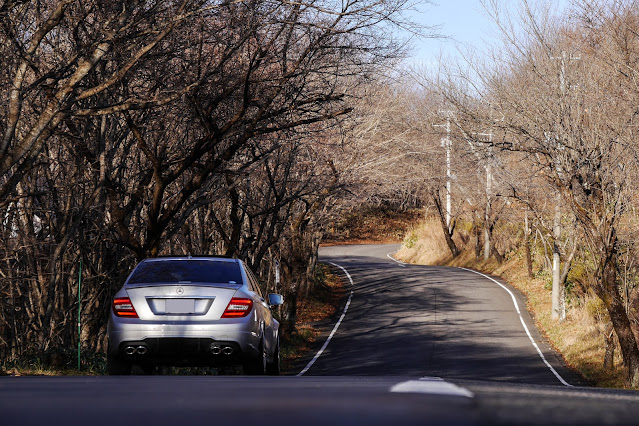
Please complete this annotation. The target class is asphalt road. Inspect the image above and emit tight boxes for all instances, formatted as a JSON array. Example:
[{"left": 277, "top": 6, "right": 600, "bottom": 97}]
[
  {"left": 3, "top": 244, "right": 639, "bottom": 425},
  {"left": 305, "top": 244, "right": 577, "bottom": 383}
]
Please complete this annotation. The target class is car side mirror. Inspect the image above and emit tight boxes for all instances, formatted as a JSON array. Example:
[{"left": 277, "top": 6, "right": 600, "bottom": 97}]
[{"left": 267, "top": 293, "right": 284, "bottom": 307}]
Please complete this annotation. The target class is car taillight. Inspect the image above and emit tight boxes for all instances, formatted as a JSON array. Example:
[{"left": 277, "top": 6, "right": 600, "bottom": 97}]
[
  {"left": 222, "top": 298, "right": 253, "bottom": 318},
  {"left": 113, "top": 297, "right": 138, "bottom": 318}
]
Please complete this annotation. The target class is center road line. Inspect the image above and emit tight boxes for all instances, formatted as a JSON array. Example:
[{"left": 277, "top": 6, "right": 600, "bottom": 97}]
[
  {"left": 390, "top": 377, "right": 474, "bottom": 398},
  {"left": 297, "top": 261, "right": 354, "bottom": 376},
  {"left": 459, "top": 267, "right": 573, "bottom": 387}
]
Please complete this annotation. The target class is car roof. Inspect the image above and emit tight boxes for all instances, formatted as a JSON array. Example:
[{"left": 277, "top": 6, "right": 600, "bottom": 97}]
[{"left": 141, "top": 256, "right": 240, "bottom": 264}]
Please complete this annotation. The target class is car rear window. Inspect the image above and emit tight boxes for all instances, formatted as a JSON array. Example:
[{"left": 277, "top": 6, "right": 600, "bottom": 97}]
[{"left": 127, "top": 260, "right": 243, "bottom": 285}]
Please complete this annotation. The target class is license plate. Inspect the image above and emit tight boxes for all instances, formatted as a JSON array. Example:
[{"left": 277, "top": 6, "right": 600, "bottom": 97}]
[{"left": 165, "top": 298, "right": 195, "bottom": 314}]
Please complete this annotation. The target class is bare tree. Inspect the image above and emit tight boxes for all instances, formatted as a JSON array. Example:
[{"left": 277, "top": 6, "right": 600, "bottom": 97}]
[
  {"left": 0, "top": 0, "right": 425, "bottom": 360},
  {"left": 435, "top": 0, "right": 639, "bottom": 386}
]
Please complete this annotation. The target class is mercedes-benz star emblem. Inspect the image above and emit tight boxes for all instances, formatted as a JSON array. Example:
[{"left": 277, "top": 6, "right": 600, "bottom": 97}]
[{"left": 176, "top": 287, "right": 184, "bottom": 295}]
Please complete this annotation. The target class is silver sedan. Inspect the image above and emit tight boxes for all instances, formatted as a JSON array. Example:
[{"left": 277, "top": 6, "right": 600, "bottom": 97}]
[{"left": 107, "top": 256, "right": 283, "bottom": 375}]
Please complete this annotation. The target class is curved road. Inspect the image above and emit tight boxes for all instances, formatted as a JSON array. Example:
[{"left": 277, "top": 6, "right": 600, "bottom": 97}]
[
  {"left": 3, "top": 244, "right": 639, "bottom": 425},
  {"left": 304, "top": 244, "right": 575, "bottom": 383}
]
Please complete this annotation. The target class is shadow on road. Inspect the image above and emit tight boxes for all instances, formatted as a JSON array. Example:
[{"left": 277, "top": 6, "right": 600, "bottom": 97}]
[{"left": 301, "top": 251, "right": 574, "bottom": 386}]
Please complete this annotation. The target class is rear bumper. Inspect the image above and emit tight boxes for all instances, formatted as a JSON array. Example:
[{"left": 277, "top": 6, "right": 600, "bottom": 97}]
[
  {"left": 114, "top": 338, "right": 245, "bottom": 366},
  {"left": 107, "top": 316, "right": 261, "bottom": 365}
]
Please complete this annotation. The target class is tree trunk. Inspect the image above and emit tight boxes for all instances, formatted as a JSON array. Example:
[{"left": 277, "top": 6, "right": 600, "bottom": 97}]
[
  {"left": 283, "top": 286, "right": 299, "bottom": 337},
  {"left": 474, "top": 216, "right": 482, "bottom": 259},
  {"left": 603, "top": 323, "right": 615, "bottom": 370},
  {"left": 596, "top": 244, "right": 639, "bottom": 387},
  {"left": 491, "top": 245, "right": 505, "bottom": 265},
  {"left": 524, "top": 235, "right": 534, "bottom": 278},
  {"left": 432, "top": 190, "right": 459, "bottom": 258}
]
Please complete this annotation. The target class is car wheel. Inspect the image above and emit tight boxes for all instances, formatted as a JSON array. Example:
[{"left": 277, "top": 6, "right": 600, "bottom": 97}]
[
  {"left": 266, "top": 340, "right": 280, "bottom": 376},
  {"left": 244, "top": 341, "right": 266, "bottom": 375},
  {"left": 106, "top": 354, "right": 131, "bottom": 375}
]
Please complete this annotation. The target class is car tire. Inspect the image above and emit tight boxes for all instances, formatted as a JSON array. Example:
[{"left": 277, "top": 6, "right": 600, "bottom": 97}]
[
  {"left": 244, "top": 341, "right": 266, "bottom": 375},
  {"left": 266, "top": 340, "right": 280, "bottom": 376},
  {"left": 106, "top": 354, "right": 131, "bottom": 375}
]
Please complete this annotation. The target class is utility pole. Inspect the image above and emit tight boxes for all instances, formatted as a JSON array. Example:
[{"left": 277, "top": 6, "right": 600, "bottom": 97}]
[
  {"left": 550, "top": 50, "right": 578, "bottom": 321},
  {"left": 434, "top": 111, "right": 454, "bottom": 231},
  {"left": 552, "top": 192, "right": 563, "bottom": 320},
  {"left": 485, "top": 149, "right": 492, "bottom": 261},
  {"left": 474, "top": 132, "right": 494, "bottom": 261}
]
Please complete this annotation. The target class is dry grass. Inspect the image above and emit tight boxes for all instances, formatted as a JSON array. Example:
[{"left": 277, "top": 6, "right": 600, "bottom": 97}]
[
  {"left": 395, "top": 217, "right": 452, "bottom": 265},
  {"left": 396, "top": 216, "right": 629, "bottom": 389},
  {"left": 1, "top": 367, "right": 95, "bottom": 376},
  {"left": 1, "top": 359, "right": 104, "bottom": 376},
  {"left": 1, "top": 349, "right": 107, "bottom": 376}
]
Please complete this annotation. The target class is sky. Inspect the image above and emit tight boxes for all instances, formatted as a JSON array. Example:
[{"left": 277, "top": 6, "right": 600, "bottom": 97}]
[
  {"left": 404, "top": 0, "right": 571, "bottom": 68},
  {"left": 413, "top": 0, "right": 496, "bottom": 64}
]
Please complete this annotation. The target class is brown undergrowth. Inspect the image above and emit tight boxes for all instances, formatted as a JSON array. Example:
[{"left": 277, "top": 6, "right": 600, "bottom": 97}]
[
  {"left": 395, "top": 216, "right": 627, "bottom": 389},
  {"left": 281, "top": 264, "right": 346, "bottom": 373},
  {"left": 324, "top": 206, "right": 421, "bottom": 245},
  {"left": 1, "top": 350, "right": 106, "bottom": 376}
]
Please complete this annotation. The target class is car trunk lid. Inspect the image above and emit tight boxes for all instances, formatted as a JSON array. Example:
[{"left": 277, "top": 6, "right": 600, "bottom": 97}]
[{"left": 125, "top": 283, "right": 241, "bottom": 321}]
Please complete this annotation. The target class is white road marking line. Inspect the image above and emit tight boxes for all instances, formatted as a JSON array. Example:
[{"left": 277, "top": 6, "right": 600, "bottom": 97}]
[
  {"left": 459, "top": 267, "right": 573, "bottom": 387},
  {"left": 297, "top": 261, "right": 354, "bottom": 376},
  {"left": 391, "top": 377, "right": 474, "bottom": 398},
  {"left": 387, "top": 252, "right": 407, "bottom": 267}
]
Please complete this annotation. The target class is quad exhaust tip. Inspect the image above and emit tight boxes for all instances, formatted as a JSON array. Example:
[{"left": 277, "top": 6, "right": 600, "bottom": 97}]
[
  {"left": 124, "top": 345, "right": 148, "bottom": 356},
  {"left": 125, "top": 343, "right": 232, "bottom": 356},
  {"left": 210, "top": 344, "right": 234, "bottom": 356}
]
